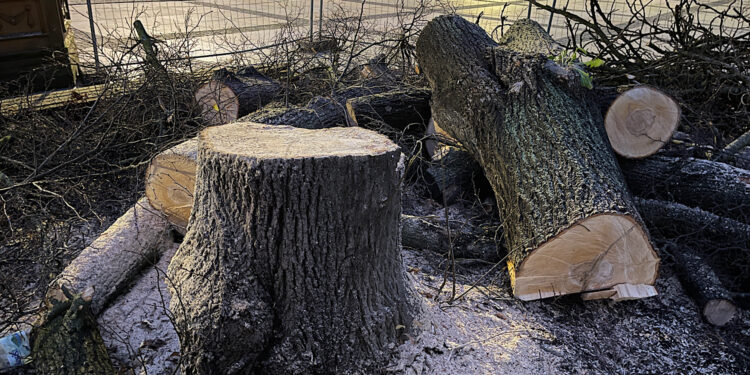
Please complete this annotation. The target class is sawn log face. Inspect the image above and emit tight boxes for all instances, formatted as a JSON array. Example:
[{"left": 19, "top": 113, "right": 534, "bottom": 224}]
[{"left": 416, "top": 16, "right": 658, "bottom": 300}]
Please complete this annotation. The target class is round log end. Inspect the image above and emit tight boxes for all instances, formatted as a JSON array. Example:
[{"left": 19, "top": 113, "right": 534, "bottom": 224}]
[
  {"left": 605, "top": 86, "right": 680, "bottom": 158},
  {"left": 195, "top": 80, "right": 240, "bottom": 126},
  {"left": 201, "top": 121, "right": 399, "bottom": 159},
  {"left": 145, "top": 155, "right": 195, "bottom": 232},
  {"left": 703, "top": 299, "right": 737, "bottom": 326},
  {"left": 511, "top": 214, "right": 659, "bottom": 301}
]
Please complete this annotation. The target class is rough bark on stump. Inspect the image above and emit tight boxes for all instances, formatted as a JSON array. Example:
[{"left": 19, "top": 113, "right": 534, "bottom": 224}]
[
  {"left": 195, "top": 67, "right": 281, "bottom": 126},
  {"left": 32, "top": 288, "right": 115, "bottom": 375},
  {"left": 345, "top": 88, "right": 431, "bottom": 130},
  {"left": 416, "top": 16, "right": 659, "bottom": 300},
  {"left": 621, "top": 155, "right": 750, "bottom": 225},
  {"left": 666, "top": 245, "right": 737, "bottom": 326},
  {"left": 47, "top": 197, "right": 171, "bottom": 315},
  {"left": 167, "top": 122, "right": 417, "bottom": 374}
]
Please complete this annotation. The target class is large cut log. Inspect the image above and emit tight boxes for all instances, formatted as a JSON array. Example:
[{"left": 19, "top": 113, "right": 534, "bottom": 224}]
[
  {"left": 345, "top": 88, "right": 431, "bottom": 129},
  {"left": 666, "top": 244, "right": 737, "bottom": 326},
  {"left": 32, "top": 287, "right": 115, "bottom": 375},
  {"left": 47, "top": 197, "right": 171, "bottom": 315},
  {"left": 167, "top": 122, "right": 417, "bottom": 374},
  {"left": 195, "top": 67, "right": 281, "bottom": 126},
  {"left": 604, "top": 86, "right": 680, "bottom": 158},
  {"left": 416, "top": 16, "right": 659, "bottom": 301},
  {"left": 621, "top": 155, "right": 750, "bottom": 225}
]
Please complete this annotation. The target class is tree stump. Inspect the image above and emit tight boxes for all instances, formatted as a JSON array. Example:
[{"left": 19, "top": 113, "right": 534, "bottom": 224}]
[
  {"left": 416, "top": 16, "right": 659, "bottom": 300},
  {"left": 167, "top": 122, "right": 417, "bottom": 374}
]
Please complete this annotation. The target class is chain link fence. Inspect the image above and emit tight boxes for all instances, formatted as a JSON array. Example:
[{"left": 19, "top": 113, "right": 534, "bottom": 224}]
[{"left": 66, "top": 0, "right": 691, "bottom": 68}]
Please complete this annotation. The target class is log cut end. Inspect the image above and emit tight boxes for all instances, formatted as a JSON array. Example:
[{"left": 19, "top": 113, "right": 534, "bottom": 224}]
[
  {"left": 145, "top": 139, "right": 199, "bottom": 232},
  {"left": 605, "top": 86, "right": 680, "bottom": 158},
  {"left": 195, "top": 81, "right": 240, "bottom": 126},
  {"left": 704, "top": 299, "right": 736, "bottom": 326},
  {"left": 202, "top": 121, "right": 399, "bottom": 159},
  {"left": 510, "top": 214, "right": 659, "bottom": 301}
]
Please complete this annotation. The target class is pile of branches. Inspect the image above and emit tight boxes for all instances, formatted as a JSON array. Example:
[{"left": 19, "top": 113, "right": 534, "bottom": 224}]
[{"left": 533, "top": 0, "right": 749, "bottom": 142}]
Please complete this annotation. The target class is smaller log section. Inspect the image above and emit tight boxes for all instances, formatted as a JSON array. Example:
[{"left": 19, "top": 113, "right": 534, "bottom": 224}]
[
  {"left": 167, "top": 122, "right": 417, "bottom": 374},
  {"left": 621, "top": 155, "right": 750, "bottom": 225},
  {"left": 238, "top": 84, "right": 391, "bottom": 129},
  {"left": 145, "top": 140, "right": 199, "bottom": 232},
  {"left": 605, "top": 86, "right": 680, "bottom": 158},
  {"left": 416, "top": 16, "right": 659, "bottom": 300},
  {"left": 345, "top": 88, "right": 431, "bottom": 129},
  {"left": 666, "top": 244, "right": 737, "bottom": 326},
  {"left": 194, "top": 67, "right": 281, "bottom": 126},
  {"left": 46, "top": 197, "right": 171, "bottom": 315}
]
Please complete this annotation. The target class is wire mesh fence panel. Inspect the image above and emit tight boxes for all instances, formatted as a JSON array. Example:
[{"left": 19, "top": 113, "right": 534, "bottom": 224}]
[{"left": 65, "top": 0, "right": 747, "bottom": 68}]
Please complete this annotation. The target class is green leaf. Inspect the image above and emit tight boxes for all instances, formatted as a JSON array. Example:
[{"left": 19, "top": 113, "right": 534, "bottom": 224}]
[
  {"left": 584, "top": 58, "right": 605, "bottom": 68},
  {"left": 574, "top": 68, "right": 593, "bottom": 89}
]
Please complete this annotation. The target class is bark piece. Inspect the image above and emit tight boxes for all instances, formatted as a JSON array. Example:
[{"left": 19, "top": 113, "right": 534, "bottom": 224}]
[
  {"left": 32, "top": 288, "right": 115, "bottom": 375},
  {"left": 195, "top": 67, "right": 281, "bottom": 126},
  {"left": 416, "top": 16, "right": 659, "bottom": 300},
  {"left": 667, "top": 245, "right": 737, "bottom": 326},
  {"left": 346, "top": 88, "right": 431, "bottom": 130},
  {"left": 47, "top": 197, "right": 171, "bottom": 315},
  {"left": 605, "top": 86, "right": 680, "bottom": 158},
  {"left": 167, "top": 122, "right": 417, "bottom": 374},
  {"left": 621, "top": 155, "right": 750, "bottom": 225}
]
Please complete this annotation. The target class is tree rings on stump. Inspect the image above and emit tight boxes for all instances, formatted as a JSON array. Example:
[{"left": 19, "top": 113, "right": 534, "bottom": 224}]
[{"left": 605, "top": 86, "right": 680, "bottom": 158}]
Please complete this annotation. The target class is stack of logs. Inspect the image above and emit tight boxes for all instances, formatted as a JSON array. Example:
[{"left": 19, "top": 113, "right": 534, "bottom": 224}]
[{"left": 32, "top": 14, "right": 748, "bottom": 375}]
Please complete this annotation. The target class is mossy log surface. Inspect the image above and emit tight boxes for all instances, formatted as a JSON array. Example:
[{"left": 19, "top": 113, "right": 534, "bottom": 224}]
[
  {"left": 32, "top": 290, "right": 115, "bottom": 375},
  {"left": 416, "top": 16, "right": 658, "bottom": 300},
  {"left": 167, "top": 122, "right": 417, "bottom": 374}
]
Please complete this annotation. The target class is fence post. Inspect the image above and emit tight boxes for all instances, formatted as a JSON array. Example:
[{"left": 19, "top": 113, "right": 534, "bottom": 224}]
[
  {"left": 527, "top": 0, "right": 532, "bottom": 19},
  {"left": 85, "top": 0, "right": 100, "bottom": 69},
  {"left": 547, "top": 0, "right": 557, "bottom": 34},
  {"left": 310, "top": 0, "right": 315, "bottom": 43},
  {"left": 319, "top": 0, "right": 323, "bottom": 39}
]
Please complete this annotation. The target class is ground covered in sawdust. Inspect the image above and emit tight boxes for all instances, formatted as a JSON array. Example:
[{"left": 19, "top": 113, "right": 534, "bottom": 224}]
[{"left": 95, "top": 189, "right": 749, "bottom": 375}]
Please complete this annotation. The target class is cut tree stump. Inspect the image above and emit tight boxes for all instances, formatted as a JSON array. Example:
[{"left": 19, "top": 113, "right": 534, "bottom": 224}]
[
  {"left": 621, "top": 155, "right": 750, "bottom": 225},
  {"left": 195, "top": 67, "right": 281, "bottom": 126},
  {"left": 167, "top": 122, "right": 417, "bottom": 374},
  {"left": 345, "top": 88, "right": 431, "bottom": 129},
  {"left": 47, "top": 197, "right": 171, "bottom": 315},
  {"left": 666, "top": 244, "right": 737, "bottom": 326},
  {"left": 605, "top": 86, "right": 680, "bottom": 158},
  {"left": 416, "top": 16, "right": 659, "bottom": 301}
]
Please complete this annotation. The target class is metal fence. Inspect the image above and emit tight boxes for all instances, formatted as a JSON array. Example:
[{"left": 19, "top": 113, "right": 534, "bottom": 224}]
[{"left": 66, "top": 0, "right": 682, "bottom": 69}]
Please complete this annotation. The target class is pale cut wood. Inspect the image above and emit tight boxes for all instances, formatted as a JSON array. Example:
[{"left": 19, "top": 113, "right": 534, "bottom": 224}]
[
  {"left": 510, "top": 214, "right": 659, "bottom": 301},
  {"left": 145, "top": 139, "right": 199, "bottom": 233},
  {"left": 580, "top": 284, "right": 658, "bottom": 301},
  {"left": 47, "top": 197, "right": 171, "bottom": 315},
  {"left": 194, "top": 68, "right": 281, "bottom": 126},
  {"left": 416, "top": 16, "right": 659, "bottom": 301},
  {"left": 194, "top": 80, "right": 238, "bottom": 126},
  {"left": 605, "top": 86, "right": 680, "bottom": 158}
]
